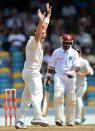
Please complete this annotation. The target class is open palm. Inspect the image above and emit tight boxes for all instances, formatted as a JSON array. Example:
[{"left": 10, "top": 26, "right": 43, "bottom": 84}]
[{"left": 37, "top": 9, "right": 46, "bottom": 22}]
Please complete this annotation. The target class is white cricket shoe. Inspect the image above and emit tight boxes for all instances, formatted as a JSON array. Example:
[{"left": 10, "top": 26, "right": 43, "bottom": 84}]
[
  {"left": 66, "top": 122, "right": 74, "bottom": 126},
  {"left": 75, "top": 119, "right": 82, "bottom": 124},
  {"left": 15, "top": 121, "right": 27, "bottom": 129},
  {"left": 75, "top": 118, "right": 86, "bottom": 124},
  {"left": 31, "top": 118, "right": 49, "bottom": 127}
]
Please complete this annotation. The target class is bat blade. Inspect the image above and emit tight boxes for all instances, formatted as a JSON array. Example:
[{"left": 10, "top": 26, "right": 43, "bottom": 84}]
[{"left": 42, "top": 89, "right": 50, "bottom": 117}]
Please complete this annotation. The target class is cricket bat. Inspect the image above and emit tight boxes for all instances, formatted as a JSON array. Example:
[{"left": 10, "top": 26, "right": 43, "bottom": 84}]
[{"left": 42, "top": 87, "right": 50, "bottom": 117}]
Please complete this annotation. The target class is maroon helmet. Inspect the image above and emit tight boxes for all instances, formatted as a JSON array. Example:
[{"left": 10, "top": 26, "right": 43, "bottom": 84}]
[
  {"left": 61, "top": 34, "right": 73, "bottom": 50},
  {"left": 62, "top": 34, "right": 73, "bottom": 43}
]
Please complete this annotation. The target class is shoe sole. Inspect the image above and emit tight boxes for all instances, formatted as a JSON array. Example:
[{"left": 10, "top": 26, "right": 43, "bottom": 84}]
[
  {"left": 31, "top": 122, "right": 49, "bottom": 127},
  {"left": 67, "top": 124, "right": 74, "bottom": 126},
  {"left": 31, "top": 121, "right": 40, "bottom": 126},
  {"left": 15, "top": 126, "right": 27, "bottom": 129},
  {"left": 67, "top": 123, "right": 74, "bottom": 126},
  {"left": 40, "top": 122, "right": 49, "bottom": 127},
  {"left": 75, "top": 118, "right": 86, "bottom": 125},
  {"left": 56, "top": 121, "right": 62, "bottom": 126},
  {"left": 75, "top": 122, "right": 81, "bottom": 125}
]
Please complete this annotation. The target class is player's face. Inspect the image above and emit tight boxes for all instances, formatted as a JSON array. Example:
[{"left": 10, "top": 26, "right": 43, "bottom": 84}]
[
  {"left": 62, "top": 42, "right": 72, "bottom": 50},
  {"left": 40, "top": 26, "right": 46, "bottom": 42}
]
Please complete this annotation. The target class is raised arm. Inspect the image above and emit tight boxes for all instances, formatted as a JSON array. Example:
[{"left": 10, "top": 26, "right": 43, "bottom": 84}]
[
  {"left": 35, "top": 3, "right": 52, "bottom": 43},
  {"left": 35, "top": 9, "right": 46, "bottom": 43},
  {"left": 43, "top": 3, "right": 52, "bottom": 30}
]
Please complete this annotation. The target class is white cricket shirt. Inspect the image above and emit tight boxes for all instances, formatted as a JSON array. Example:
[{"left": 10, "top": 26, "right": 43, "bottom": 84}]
[
  {"left": 76, "top": 57, "right": 94, "bottom": 85},
  {"left": 23, "top": 36, "right": 43, "bottom": 77},
  {"left": 49, "top": 47, "right": 80, "bottom": 76}
]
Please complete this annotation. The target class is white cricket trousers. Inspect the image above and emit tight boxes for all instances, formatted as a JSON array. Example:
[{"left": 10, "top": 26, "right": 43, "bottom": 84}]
[
  {"left": 75, "top": 82, "right": 87, "bottom": 120},
  {"left": 54, "top": 74, "right": 76, "bottom": 124},
  {"left": 17, "top": 73, "right": 43, "bottom": 123}
]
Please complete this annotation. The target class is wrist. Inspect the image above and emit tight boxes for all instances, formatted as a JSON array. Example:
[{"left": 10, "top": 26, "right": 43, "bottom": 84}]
[
  {"left": 47, "top": 14, "right": 51, "bottom": 18},
  {"left": 84, "top": 72, "right": 87, "bottom": 76},
  {"left": 44, "top": 17, "right": 50, "bottom": 24}
]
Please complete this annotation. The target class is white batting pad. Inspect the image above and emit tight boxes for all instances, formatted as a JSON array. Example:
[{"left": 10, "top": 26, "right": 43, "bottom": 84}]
[
  {"left": 66, "top": 91, "right": 76, "bottom": 125},
  {"left": 54, "top": 89, "right": 64, "bottom": 122}
]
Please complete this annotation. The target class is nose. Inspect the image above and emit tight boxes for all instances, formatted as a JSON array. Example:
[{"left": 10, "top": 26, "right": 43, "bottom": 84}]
[
  {"left": 42, "top": 29, "right": 46, "bottom": 33},
  {"left": 42, "top": 32, "right": 46, "bottom": 36}
]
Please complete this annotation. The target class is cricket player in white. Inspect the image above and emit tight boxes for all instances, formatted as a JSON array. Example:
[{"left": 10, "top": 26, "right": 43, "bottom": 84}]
[
  {"left": 75, "top": 47, "right": 94, "bottom": 124},
  {"left": 15, "top": 3, "right": 51, "bottom": 129},
  {"left": 44, "top": 34, "right": 80, "bottom": 126}
]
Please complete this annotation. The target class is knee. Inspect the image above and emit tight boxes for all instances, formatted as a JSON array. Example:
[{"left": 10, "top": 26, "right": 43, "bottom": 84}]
[
  {"left": 66, "top": 91, "right": 76, "bottom": 105},
  {"left": 54, "top": 89, "right": 64, "bottom": 104},
  {"left": 32, "top": 98, "right": 42, "bottom": 107},
  {"left": 54, "top": 96, "right": 64, "bottom": 104},
  {"left": 22, "top": 88, "right": 29, "bottom": 99}
]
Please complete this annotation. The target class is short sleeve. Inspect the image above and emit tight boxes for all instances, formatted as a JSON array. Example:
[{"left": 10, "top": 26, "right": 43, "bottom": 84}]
[{"left": 85, "top": 60, "right": 94, "bottom": 75}]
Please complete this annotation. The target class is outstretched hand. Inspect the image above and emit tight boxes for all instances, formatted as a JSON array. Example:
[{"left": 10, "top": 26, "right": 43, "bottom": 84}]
[
  {"left": 37, "top": 9, "right": 46, "bottom": 22},
  {"left": 37, "top": 3, "right": 51, "bottom": 21}
]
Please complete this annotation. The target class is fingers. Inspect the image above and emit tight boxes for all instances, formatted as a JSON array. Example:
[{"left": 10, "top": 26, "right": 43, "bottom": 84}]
[
  {"left": 37, "top": 9, "right": 41, "bottom": 17},
  {"left": 43, "top": 12, "right": 46, "bottom": 17},
  {"left": 50, "top": 6, "right": 52, "bottom": 10},
  {"left": 37, "top": 9, "right": 46, "bottom": 20},
  {"left": 48, "top": 6, "right": 52, "bottom": 14},
  {"left": 46, "top": 3, "right": 49, "bottom": 10},
  {"left": 38, "top": 9, "right": 46, "bottom": 15},
  {"left": 46, "top": 3, "right": 52, "bottom": 15},
  {"left": 46, "top": 3, "right": 52, "bottom": 10},
  {"left": 37, "top": 2, "right": 51, "bottom": 20},
  {"left": 37, "top": 9, "right": 41, "bottom": 13}
]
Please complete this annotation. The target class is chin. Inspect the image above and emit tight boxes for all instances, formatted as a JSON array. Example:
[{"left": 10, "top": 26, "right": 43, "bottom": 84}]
[{"left": 41, "top": 39, "right": 45, "bottom": 42}]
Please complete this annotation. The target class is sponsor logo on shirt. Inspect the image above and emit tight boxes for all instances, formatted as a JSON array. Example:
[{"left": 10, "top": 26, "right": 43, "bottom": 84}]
[
  {"left": 56, "top": 57, "right": 63, "bottom": 61},
  {"left": 49, "top": 62, "right": 53, "bottom": 64}
]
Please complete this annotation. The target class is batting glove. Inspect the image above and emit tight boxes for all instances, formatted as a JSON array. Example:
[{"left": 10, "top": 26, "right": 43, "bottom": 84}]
[
  {"left": 44, "top": 76, "right": 51, "bottom": 87},
  {"left": 66, "top": 70, "right": 76, "bottom": 78}
]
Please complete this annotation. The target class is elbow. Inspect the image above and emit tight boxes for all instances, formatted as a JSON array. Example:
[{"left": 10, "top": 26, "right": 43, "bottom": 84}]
[{"left": 90, "top": 70, "right": 94, "bottom": 75}]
